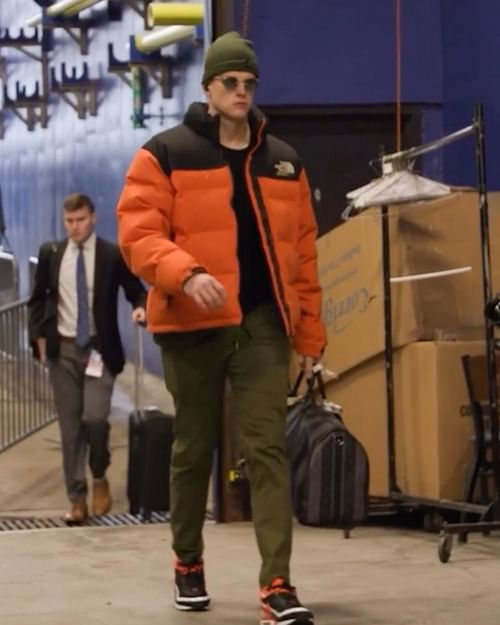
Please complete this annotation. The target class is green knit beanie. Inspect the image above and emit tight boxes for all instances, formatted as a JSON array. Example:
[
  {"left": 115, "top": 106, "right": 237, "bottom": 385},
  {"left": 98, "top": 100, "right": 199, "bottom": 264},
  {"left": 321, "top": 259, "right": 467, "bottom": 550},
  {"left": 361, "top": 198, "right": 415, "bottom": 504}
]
[{"left": 202, "top": 31, "right": 259, "bottom": 86}]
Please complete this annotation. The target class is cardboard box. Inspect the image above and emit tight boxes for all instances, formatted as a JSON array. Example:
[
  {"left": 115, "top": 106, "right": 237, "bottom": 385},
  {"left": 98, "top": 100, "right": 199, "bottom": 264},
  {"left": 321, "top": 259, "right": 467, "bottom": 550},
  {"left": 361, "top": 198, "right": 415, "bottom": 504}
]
[
  {"left": 398, "top": 191, "right": 500, "bottom": 337},
  {"left": 317, "top": 191, "right": 500, "bottom": 375},
  {"left": 317, "top": 207, "right": 421, "bottom": 375},
  {"left": 325, "top": 340, "right": 486, "bottom": 500}
]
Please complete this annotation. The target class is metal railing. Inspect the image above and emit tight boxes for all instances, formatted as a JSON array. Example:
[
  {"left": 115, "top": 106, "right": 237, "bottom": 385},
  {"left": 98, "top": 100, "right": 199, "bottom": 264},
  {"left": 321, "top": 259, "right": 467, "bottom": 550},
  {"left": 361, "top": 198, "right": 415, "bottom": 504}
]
[{"left": 0, "top": 298, "right": 55, "bottom": 452}]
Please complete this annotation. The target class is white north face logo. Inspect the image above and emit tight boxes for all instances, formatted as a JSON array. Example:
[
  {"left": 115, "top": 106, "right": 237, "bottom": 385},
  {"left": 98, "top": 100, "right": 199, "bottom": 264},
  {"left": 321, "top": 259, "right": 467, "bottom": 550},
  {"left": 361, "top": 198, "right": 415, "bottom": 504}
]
[{"left": 274, "top": 160, "right": 295, "bottom": 177}]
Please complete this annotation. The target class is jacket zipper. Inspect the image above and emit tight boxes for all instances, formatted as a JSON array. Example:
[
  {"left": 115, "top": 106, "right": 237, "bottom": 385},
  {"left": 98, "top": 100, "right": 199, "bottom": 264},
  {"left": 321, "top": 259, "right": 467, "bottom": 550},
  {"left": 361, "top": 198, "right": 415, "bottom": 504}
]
[{"left": 244, "top": 121, "right": 292, "bottom": 335}]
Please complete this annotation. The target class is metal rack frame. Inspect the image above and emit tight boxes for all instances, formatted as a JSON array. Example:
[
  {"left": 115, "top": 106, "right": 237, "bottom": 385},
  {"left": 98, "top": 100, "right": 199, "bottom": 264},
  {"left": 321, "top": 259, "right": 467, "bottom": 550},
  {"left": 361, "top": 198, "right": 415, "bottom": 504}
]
[{"left": 377, "top": 104, "right": 500, "bottom": 561}]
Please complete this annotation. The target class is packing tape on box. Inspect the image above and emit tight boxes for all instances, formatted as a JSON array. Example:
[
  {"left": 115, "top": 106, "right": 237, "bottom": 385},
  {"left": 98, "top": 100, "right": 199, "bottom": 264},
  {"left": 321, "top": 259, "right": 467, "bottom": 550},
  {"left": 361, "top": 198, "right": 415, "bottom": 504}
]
[
  {"left": 135, "top": 25, "right": 196, "bottom": 54},
  {"left": 390, "top": 266, "right": 471, "bottom": 284},
  {"left": 148, "top": 2, "right": 204, "bottom": 27}
]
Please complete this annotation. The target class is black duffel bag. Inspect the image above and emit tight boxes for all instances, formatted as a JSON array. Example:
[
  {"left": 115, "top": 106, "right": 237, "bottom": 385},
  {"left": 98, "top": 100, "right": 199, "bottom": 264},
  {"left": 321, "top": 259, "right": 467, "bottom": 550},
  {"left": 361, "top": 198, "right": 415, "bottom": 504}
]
[{"left": 286, "top": 370, "right": 369, "bottom": 531}]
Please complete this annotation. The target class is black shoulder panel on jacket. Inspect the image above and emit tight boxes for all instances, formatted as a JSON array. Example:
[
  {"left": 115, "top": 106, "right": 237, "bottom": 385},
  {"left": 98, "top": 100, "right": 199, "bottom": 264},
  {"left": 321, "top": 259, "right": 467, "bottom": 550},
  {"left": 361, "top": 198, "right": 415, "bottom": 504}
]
[
  {"left": 252, "top": 134, "right": 303, "bottom": 181},
  {"left": 142, "top": 125, "right": 226, "bottom": 177}
]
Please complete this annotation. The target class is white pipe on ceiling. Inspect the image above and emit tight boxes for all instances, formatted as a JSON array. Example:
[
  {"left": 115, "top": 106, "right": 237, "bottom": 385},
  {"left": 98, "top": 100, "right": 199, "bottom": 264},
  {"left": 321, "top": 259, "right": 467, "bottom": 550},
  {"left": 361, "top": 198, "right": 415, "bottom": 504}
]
[
  {"left": 135, "top": 25, "right": 196, "bottom": 54},
  {"left": 64, "top": 0, "right": 104, "bottom": 17},
  {"left": 26, "top": 0, "right": 102, "bottom": 27}
]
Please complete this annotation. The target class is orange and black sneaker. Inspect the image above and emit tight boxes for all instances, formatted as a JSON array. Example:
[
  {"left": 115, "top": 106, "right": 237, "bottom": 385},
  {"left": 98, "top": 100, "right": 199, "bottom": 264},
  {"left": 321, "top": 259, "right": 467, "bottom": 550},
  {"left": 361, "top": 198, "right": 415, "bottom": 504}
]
[
  {"left": 174, "top": 559, "right": 211, "bottom": 611},
  {"left": 260, "top": 577, "right": 314, "bottom": 625}
]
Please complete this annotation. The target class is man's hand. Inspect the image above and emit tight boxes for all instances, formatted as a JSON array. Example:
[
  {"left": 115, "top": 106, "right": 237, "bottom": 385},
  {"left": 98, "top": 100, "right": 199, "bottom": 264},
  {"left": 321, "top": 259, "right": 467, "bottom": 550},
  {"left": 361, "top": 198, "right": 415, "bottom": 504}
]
[
  {"left": 132, "top": 307, "right": 146, "bottom": 325},
  {"left": 36, "top": 337, "right": 47, "bottom": 364},
  {"left": 183, "top": 273, "right": 227, "bottom": 311}
]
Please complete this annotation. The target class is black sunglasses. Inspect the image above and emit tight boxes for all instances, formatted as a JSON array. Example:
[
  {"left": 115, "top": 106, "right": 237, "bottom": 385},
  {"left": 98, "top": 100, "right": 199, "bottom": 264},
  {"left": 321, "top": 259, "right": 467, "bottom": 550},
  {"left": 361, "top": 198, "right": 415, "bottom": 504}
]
[{"left": 214, "top": 76, "right": 259, "bottom": 93}]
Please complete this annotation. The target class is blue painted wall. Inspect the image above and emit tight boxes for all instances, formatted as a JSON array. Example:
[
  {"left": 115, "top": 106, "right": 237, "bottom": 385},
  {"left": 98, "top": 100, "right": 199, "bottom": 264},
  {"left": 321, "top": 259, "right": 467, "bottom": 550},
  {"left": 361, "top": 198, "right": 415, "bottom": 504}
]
[
  {"left": 244, "top": 0, "right": 443, "bottom": 106},
  {"left": 441, "top": 0, "right": 500, "bottom": 188},
  {"left": 241, "top": 0, "right": 446, "bottom": 182},
  {"left": 242, "top": 0, "right": 500, "bottom": 189},
  {"left": 0, "top": 2, "right": 205, "bottom": 372}
]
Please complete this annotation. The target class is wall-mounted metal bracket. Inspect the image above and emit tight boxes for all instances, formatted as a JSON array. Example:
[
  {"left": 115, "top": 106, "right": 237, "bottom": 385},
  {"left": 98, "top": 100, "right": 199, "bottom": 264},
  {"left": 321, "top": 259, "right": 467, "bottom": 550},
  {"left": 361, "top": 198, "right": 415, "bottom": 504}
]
[
  {"left": 42, "top": 15, "right": 91, "bottom": 55},
  {"left": 0, "top": 25, "right": 51, "bottom": 137},
  {"left": 139, "top": 61, "right": 173, "bottom": 100},
  {"left": 41, "top": 7, "right": 120, "bottom": 56},
  {"left": 108, "top": 36, "right": 173, "bottom": 129},
  {"left": 108, "top": 37, "right": 173, "bottom": 98},
  {"left": 108, "top": 0, "right": 124, "bottom": 21},
  {"left": 130, "top": 38, "right": 173, "bottom": 99},
  {"left": 107, "top": 42, "right": 134, "bottom": 88},
  {"left": 51, "top": 62, "right": 98, "bottom": 119},
  {"left": 0, "top": 27, "right": 45, "bottom": 61},
  {"left": 123, "top": 0, "right": 154, "bottom": 29},
  {"left": 0, "top": 28, "right": 52, "bottom": 96},
  {"left": 3, "top": 82, "right": 48, "bottom": 131},
  {"left": 129, "top": 74, "right": 174, "bottom": 129},
  {"left": 0, "top": 57, "right": 7, "bottom": 82},
  {"left": 134, "top": 104, "right": 169, "bottom": 128}
]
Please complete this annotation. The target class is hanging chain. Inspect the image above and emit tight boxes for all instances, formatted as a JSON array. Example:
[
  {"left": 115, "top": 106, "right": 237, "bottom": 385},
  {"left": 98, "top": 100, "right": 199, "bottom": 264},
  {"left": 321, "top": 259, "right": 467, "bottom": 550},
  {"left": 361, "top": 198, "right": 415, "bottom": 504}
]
[{"left": 241, "top": 0, "right": 250, "bottom": 37}]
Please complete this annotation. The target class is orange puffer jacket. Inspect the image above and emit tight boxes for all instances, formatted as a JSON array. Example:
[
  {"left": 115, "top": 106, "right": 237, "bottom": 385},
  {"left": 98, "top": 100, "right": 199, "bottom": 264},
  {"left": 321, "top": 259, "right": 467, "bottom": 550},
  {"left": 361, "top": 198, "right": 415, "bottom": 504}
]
[{"left": 117, "top": 103, "right": 326, "bottom": 359}]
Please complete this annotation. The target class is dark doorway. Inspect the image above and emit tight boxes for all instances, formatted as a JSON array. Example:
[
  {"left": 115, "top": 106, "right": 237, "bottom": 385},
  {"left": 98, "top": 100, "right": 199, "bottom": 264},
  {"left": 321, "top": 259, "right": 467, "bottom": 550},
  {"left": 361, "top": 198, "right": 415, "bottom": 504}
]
[{"left": 260, "top": 105, "right": 422, "bottom": 236}]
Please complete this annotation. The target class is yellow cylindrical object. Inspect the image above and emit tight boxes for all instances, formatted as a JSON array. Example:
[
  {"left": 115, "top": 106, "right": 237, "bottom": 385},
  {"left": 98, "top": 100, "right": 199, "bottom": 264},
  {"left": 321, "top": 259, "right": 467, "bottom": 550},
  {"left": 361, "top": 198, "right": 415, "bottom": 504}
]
[
  {"left": 64, "top": 0, "right": 102, "bottom": 17},
  {"left": 46, "top": 0, "right": 83, "bottom": 17},
  {"left": 147, "top": 2, "right": 204, "bottom": 27},
  {"left": 135, "top": 25, "right": 196, "bottom": 54}
]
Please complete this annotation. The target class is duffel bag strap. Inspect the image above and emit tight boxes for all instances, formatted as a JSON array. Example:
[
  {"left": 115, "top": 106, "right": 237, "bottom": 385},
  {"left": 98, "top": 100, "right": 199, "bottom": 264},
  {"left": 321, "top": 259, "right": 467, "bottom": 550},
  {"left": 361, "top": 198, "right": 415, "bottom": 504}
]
[
  {"left": 306, "top": 365, "right": 327, "bottom": 399},
  {"left": 289, "top": 370, "right": 305, "bottom": 398},
  {"left": 289, "top": 364, "right": 327, "bottom": 399}
]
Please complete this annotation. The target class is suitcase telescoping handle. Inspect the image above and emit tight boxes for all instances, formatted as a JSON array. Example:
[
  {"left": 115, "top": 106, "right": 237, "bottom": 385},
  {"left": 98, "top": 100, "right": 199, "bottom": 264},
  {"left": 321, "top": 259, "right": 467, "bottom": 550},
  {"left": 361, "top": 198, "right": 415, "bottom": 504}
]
[{"left": 134, "top": 322, "right": 146, "bottom": 413}]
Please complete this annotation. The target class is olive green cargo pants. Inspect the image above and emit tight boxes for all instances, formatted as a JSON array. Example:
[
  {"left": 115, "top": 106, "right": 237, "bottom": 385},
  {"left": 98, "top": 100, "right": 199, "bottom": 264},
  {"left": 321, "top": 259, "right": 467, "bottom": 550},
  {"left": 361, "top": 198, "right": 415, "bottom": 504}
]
[{"left": 157, "top": 305, "right": 293, "bottom": 586}]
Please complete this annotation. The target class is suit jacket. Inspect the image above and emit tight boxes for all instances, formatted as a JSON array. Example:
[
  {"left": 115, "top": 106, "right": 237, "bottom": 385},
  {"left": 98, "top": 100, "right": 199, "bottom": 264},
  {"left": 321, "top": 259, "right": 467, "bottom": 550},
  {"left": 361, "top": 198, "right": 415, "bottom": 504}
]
[{"left": 28, "top": 236, "right": 147, "bottom": 376}]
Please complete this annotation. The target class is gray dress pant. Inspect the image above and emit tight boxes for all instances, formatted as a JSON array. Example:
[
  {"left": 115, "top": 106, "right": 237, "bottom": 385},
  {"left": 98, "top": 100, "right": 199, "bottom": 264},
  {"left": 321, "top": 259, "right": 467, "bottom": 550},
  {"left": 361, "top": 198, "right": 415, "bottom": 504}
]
[{"left": 48, "top": 341, "right": 115, "bottom": 502}]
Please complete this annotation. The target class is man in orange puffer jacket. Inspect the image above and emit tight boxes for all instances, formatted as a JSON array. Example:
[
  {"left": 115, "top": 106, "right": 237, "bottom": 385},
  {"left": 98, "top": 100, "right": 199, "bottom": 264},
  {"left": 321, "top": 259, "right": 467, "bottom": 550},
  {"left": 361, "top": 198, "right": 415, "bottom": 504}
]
[{"left": 117, "top": 31, "right": 326, "bottom": 625}]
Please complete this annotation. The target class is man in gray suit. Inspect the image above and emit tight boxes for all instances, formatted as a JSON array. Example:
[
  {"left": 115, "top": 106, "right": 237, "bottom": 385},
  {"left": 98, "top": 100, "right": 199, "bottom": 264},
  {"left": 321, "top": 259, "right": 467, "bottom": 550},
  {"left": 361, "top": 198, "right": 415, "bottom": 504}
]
[{"left": 29, "top": 193, "right": 146, "bottom": 523}]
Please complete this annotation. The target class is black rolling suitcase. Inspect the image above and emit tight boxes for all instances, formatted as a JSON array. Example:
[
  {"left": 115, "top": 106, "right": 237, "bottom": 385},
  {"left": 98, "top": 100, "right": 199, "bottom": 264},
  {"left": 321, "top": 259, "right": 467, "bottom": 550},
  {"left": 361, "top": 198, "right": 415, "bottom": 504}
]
[
  {"left": 286, "top": 370, "right": 369, "bottom": 532},
  {"left": 127, "top": 326, "right": 174, "bottom": 520}
]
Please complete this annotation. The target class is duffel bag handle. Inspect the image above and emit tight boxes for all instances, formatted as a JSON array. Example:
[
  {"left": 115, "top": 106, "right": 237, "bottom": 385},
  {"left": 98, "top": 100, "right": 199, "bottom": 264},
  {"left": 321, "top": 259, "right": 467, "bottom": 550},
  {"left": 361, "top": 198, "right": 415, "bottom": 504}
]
[
  {"left": 289, "top": 370, "right": 305, "bottom": 398},
  {"left": 289, "top": 364, "right": 327, "bottom": 400},
  {"left": 307, "top": 364, "right": 327, "bottom": 399}
]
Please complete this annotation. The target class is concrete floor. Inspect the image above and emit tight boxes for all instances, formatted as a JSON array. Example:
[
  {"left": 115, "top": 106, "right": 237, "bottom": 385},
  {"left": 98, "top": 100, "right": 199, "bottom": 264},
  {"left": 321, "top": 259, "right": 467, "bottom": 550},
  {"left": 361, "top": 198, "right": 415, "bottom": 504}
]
[
  {"left": 2, "top": 522, "right": 500, "bottom": 625},
  {"left": 0, "top": 362, "right": 175, "bottom": 517},
  {"left": 1, "top": 367, "right": 500, "bottom": 624}
]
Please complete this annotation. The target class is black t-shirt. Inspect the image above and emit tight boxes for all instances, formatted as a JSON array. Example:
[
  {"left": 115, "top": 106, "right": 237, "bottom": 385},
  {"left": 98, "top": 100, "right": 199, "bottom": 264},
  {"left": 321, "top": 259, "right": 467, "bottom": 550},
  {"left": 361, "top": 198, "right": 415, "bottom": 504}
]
[{"left": 222, "top": 145, "right": 274, "bottom": 315}]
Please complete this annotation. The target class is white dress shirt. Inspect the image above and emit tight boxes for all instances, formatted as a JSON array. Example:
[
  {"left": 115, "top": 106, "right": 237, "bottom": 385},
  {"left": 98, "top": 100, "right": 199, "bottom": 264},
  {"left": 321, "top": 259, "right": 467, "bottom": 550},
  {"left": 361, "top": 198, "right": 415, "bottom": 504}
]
[{"left": 57, "top": 232, "right": 97, "bottom": 338}]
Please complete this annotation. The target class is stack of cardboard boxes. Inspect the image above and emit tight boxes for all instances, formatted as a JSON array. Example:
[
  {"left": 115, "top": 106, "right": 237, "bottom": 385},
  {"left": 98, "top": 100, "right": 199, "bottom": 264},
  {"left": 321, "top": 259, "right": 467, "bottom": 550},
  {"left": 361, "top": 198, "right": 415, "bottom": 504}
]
[{"left": 317, "top": 191, "right": 500, "bottom": 499}]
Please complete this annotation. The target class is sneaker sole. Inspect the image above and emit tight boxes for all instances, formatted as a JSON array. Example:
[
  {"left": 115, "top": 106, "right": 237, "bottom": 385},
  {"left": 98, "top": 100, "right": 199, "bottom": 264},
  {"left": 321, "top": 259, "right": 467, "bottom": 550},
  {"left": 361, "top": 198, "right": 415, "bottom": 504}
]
[
  {"left": 174, "top": 599, "right": 211, "bottom": 612},
  {"left": 174, "top": 587, "right": 211, "bottom": 611},
  {"left": 261, "top": 605, "right": 314, "bottom": 625},
  {"left": 260, "top": 619, "right": 313, "bottom": 625}
]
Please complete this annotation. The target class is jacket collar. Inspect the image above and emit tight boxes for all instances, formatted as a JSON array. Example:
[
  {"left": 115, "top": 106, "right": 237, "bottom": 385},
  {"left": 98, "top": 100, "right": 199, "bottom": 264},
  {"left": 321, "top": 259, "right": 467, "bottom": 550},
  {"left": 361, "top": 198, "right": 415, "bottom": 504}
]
[{"left": 183, "top": 102, "right": 268, "bottom": 147}]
